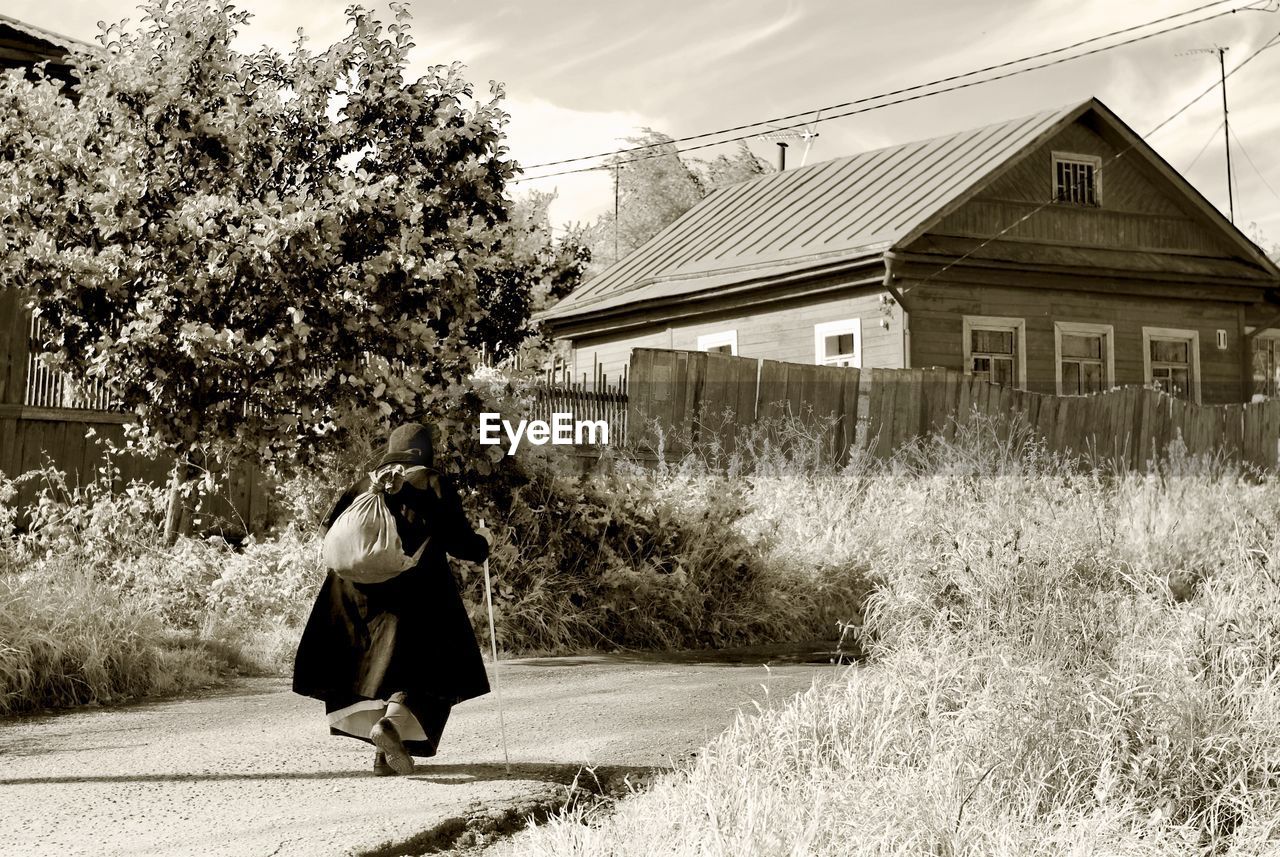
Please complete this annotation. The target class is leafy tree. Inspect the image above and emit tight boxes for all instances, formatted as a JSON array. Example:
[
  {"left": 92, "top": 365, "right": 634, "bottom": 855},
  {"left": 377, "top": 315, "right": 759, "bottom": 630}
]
[
  {"left": 588, "top": 129, "right": 702, "bottom": 268},
  {"left": 0, "top": 1, "right": 519, "bottom": 539},
  {"left": 1246, "top": 222, "right": 1280, "bottom": 265},
  {"left": 586, "top": 130, "right": 770, "bottom": 271},
  {"left": 470, "top": 189, "right": 590, "bottom": 362},
  {"left": 691, "top": 142, "right": 770, "bottom": 193}
]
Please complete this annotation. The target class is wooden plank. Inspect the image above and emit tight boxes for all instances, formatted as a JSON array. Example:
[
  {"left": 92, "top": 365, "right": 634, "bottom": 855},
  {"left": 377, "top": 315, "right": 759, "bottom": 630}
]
[
  {"left": 1267, "top": 400, "right": 1280, "bottom": 470},
  {"left": 0, "top": 292, "right": 29, "bottom": 407},
  {"left": 1103, "top": 392, "right": 1120, "bottom": 465},
  {"left": 735, "top": 357, "right": 759, "bottom": 442},
  {"left": 938, "top": 369, "right": 956, "bottom": 440},
  {"left": 1023, "top": 391, "right": 1041, "bottom": 447},
  {"left": 1264, "top": 401, "right": 1274, "bottom": 470},
  {"left": 927, "top": 368, "right": 947, "bottom": 438},
  {"left": 1136, "top": 388, "right": 1152, "bottom": 468},
  {"left": 838, "top": 367, "right": 860, "bottom": 461},
  {"left": 625, "top": 349, "right": 653, "bottom": 451},
  {"left": 699, "top": 353, "right": 733, "bottom": 452},
  {"left": 955, "top": 373, "right": 972, "bottom": 434},
  {"left": 1118, "top": 387, "right": 1135, "bottom": 471},
  {"left": 864, "top": 367, "right": 882, "bottom": 453},
  {"left": 901, "top": 368, "right": 920, "bottom": 445},
  {"left": 872, "top": 369, "right": 894, "bottom": 459},
  {"left": 891, "top": 369, "right": 913, "bottom": 453}
]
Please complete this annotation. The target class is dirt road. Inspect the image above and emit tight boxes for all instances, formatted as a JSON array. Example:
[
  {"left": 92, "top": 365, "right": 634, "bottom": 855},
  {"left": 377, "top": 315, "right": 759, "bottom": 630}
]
[{"left": 0, "top": 649, "right": 837, "bottom": 856}]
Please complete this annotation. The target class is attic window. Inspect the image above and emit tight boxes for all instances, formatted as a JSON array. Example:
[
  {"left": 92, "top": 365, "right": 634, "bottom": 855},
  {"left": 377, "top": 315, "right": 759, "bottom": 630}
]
[{"left": 1052, "top": 152, "right": 1101, "bottom": 207}]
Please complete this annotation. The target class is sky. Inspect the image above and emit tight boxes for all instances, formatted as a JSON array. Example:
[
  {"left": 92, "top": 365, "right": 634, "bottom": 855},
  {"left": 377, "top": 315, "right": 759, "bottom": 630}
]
[{"left": 9, "top": 0, "right": 1280, "bottom": 245}]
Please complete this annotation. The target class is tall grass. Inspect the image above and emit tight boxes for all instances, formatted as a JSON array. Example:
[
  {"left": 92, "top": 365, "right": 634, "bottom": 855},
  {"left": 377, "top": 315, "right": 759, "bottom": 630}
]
[
  {"left": 505, "top": 420, "right": 1280, "bottom": 856},
  {"left": 0, "top": 463, "right": 323, "bottom": 715},
  {"left": 0, "top": 421, "right": 873, "bottom": 714}
]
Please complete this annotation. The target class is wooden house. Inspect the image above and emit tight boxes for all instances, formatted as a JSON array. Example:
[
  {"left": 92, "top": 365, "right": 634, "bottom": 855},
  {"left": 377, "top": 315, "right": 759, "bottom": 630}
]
[{"left": 539, "top": 98, "right": 1280, "bottom": 405}]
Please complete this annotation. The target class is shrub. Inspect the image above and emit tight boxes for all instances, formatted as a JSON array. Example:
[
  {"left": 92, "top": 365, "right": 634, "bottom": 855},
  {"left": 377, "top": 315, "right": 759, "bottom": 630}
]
[{"left": 467, "top": 448, "right": 856, "bottom": 653}]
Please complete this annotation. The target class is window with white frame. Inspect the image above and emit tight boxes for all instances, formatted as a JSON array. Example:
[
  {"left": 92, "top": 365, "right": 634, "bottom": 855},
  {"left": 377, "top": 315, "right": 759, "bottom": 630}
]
[
  {"left": 696, "top": 330, "right": 738, "bottom": 356},
  {"left": 1143, "top": 327, "right": 1200, "bottom": 402},
  {"left": 1055, "top": 321, "right": 1114, "bottom": 395},
  {"left": 814, "top": 319, "right": 861, "bottom": 367},
  {"left": 1250, "top": 330, "right": 1280, "bottom": 399},
  {"left": 963, "top": 316, "right": 1026, "bottom": 388},
  {"left": 1053, "top": 152, "right": 1101, "bottom": 207}
]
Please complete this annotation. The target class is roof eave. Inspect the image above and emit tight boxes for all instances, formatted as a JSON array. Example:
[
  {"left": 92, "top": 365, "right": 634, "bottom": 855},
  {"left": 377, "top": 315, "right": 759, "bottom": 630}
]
[
  {"left": 0, "top": 15, "right": 98, "bottom": 54},
  {"left": 542, "top": 256, "right": 887, "bottom": 338},
  {"left": 887, "top": 248, "right": 1275, "bottom": 296}
]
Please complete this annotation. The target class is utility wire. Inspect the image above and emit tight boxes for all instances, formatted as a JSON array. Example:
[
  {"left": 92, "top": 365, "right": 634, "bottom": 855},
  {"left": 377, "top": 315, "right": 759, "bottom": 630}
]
[
  {"left": 1229, "top": 123, "right": 1280, "bottom": 204},
  {"left": 1185, "top": 119, "right": 1227, "bottom": 172},
  {"left": 913, "top": 29, "right": 1280, "bottom": 289},
  {"left": 513, "top": 0, "right": 1271, "bottom": 182},
  {"left": 520, "top": 0, "right": 1249, "bottom": 171}
]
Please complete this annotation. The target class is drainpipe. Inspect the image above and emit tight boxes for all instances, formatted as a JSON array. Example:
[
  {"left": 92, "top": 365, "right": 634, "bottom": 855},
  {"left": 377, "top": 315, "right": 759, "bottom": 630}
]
[{"left": 882, "top": 252, "right": 909, "bottom": 368}]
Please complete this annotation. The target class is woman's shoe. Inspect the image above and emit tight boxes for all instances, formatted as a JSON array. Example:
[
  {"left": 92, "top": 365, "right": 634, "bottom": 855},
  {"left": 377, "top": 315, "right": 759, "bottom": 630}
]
[
  {"left": 370, "top": 718, "right": 415, "bottom": 775},
  {"left": 373, "top": 750, "right": 396, "bottom": 777}
]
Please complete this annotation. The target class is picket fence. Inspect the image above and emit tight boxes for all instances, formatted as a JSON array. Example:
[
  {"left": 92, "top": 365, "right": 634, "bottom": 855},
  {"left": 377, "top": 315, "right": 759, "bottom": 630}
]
[{"left": 526, "top": 366, "right": 628, "bottom": 449}]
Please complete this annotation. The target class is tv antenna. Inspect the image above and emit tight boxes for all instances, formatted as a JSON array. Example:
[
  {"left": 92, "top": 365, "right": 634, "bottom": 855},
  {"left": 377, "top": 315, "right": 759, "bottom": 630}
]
[
  {"left": 1179, "top": 45, "right": 1234, "bottom": 222},
  {"left": 757, "top": 110, "right": 822, "bottom": 170}
]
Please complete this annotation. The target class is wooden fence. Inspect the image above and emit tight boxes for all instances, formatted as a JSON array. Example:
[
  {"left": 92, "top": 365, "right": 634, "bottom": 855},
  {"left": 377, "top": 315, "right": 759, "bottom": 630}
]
[
  {"left": 1, "top": 410, "right": 272, "bottom": 534},
  {"left": 1, "top": 291, "right": 271, "bottom": 532},
  {"left": 861, "top": 367, "right": 1280, "bottom": 470},
  {"left": 625, "top": 349, "right": 862, "bottom": 462},
  {"left": 622, "top": 348, "right": 1280, "bottom": 470}
]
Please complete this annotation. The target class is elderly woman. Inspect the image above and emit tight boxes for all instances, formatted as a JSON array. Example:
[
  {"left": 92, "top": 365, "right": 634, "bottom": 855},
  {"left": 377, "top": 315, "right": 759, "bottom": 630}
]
[{"left": 293, "top": 422, "right": 492, "bottom": 775}]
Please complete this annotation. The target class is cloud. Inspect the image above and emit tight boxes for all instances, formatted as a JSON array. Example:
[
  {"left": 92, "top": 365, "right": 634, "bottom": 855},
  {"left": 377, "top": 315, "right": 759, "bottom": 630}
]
[
  {"left": 502, "top": 97, "right": 666, "bottom": 228},
  {"left": 671, "top": 1, "right": 804, "bottom": 67}
]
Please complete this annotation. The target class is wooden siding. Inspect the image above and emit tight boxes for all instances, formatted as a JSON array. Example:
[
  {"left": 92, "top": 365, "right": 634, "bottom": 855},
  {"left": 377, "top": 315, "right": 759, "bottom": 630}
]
[
  {"left": 571, "top": 288, "right": 904, "bottom": 381},
  {"left": 904, "top": 280, "right": 1246, "bottom": 403},
  {"left": 573, "top": 329, "right": 671, "bottom": 380},
  {"left": 932, "top": 118, "right": 1235, "bottom": 258}
]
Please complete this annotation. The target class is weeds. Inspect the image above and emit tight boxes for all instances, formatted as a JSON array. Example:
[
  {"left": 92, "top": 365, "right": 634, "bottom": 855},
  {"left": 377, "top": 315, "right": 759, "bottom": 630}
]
[{"left": 506, "top": 417, "right": 1280, "bottom": 856}]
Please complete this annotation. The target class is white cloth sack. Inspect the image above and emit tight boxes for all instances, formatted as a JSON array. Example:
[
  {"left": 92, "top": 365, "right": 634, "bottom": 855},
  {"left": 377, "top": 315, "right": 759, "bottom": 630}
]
[{"left": 322, "top": 482, "right": 426, "bottom": 585}]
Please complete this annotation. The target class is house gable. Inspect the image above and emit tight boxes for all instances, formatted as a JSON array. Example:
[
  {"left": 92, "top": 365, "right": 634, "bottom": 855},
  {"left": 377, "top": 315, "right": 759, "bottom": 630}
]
[{"left": 905, "top": 102, "right": 1277, "bottom": 279}]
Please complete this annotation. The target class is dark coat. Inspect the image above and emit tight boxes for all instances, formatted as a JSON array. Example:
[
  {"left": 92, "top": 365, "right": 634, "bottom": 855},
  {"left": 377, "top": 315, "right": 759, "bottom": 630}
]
[{"left": 292, "top": 471, "right": 491, "bottom": 706}]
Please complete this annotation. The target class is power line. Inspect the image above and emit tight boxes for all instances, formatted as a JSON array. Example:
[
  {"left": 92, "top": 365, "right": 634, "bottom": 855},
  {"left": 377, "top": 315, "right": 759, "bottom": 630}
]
[
  {"left": 1184, "top": 119, "right": 1226, "bottom": 172},
  {"left": 1229, "top": 123, "right": 1280, "bottom": 204},
  {"left": 519, "top": 0, "right": 1249, "bottom": 172},
  {"left": 913, "top": 29, "right": 1280, "bottom": 288},
  {"left": 513, "top": 0, "right": 1271, "bottom": 183}
]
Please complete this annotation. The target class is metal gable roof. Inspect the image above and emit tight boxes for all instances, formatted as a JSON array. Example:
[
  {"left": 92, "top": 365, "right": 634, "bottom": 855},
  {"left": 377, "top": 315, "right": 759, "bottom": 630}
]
[{"left": 543, "top": 100, "right": 1088, "bottom": 324}]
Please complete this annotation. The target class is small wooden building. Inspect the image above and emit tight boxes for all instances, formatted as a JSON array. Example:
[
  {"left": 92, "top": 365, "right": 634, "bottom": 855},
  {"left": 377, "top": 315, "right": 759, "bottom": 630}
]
[
  {"left": 540, "top": 98, "right": 1280, "bottom": 405},
  {"left": 0, "top": 14, "right": 90, "bottom": 85}
]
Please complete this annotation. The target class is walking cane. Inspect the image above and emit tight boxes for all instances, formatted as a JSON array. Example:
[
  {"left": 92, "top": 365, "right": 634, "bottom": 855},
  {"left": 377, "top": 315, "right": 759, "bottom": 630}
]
[{"left": 480, "top": 520, "right": 510, "bottom": 771}]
